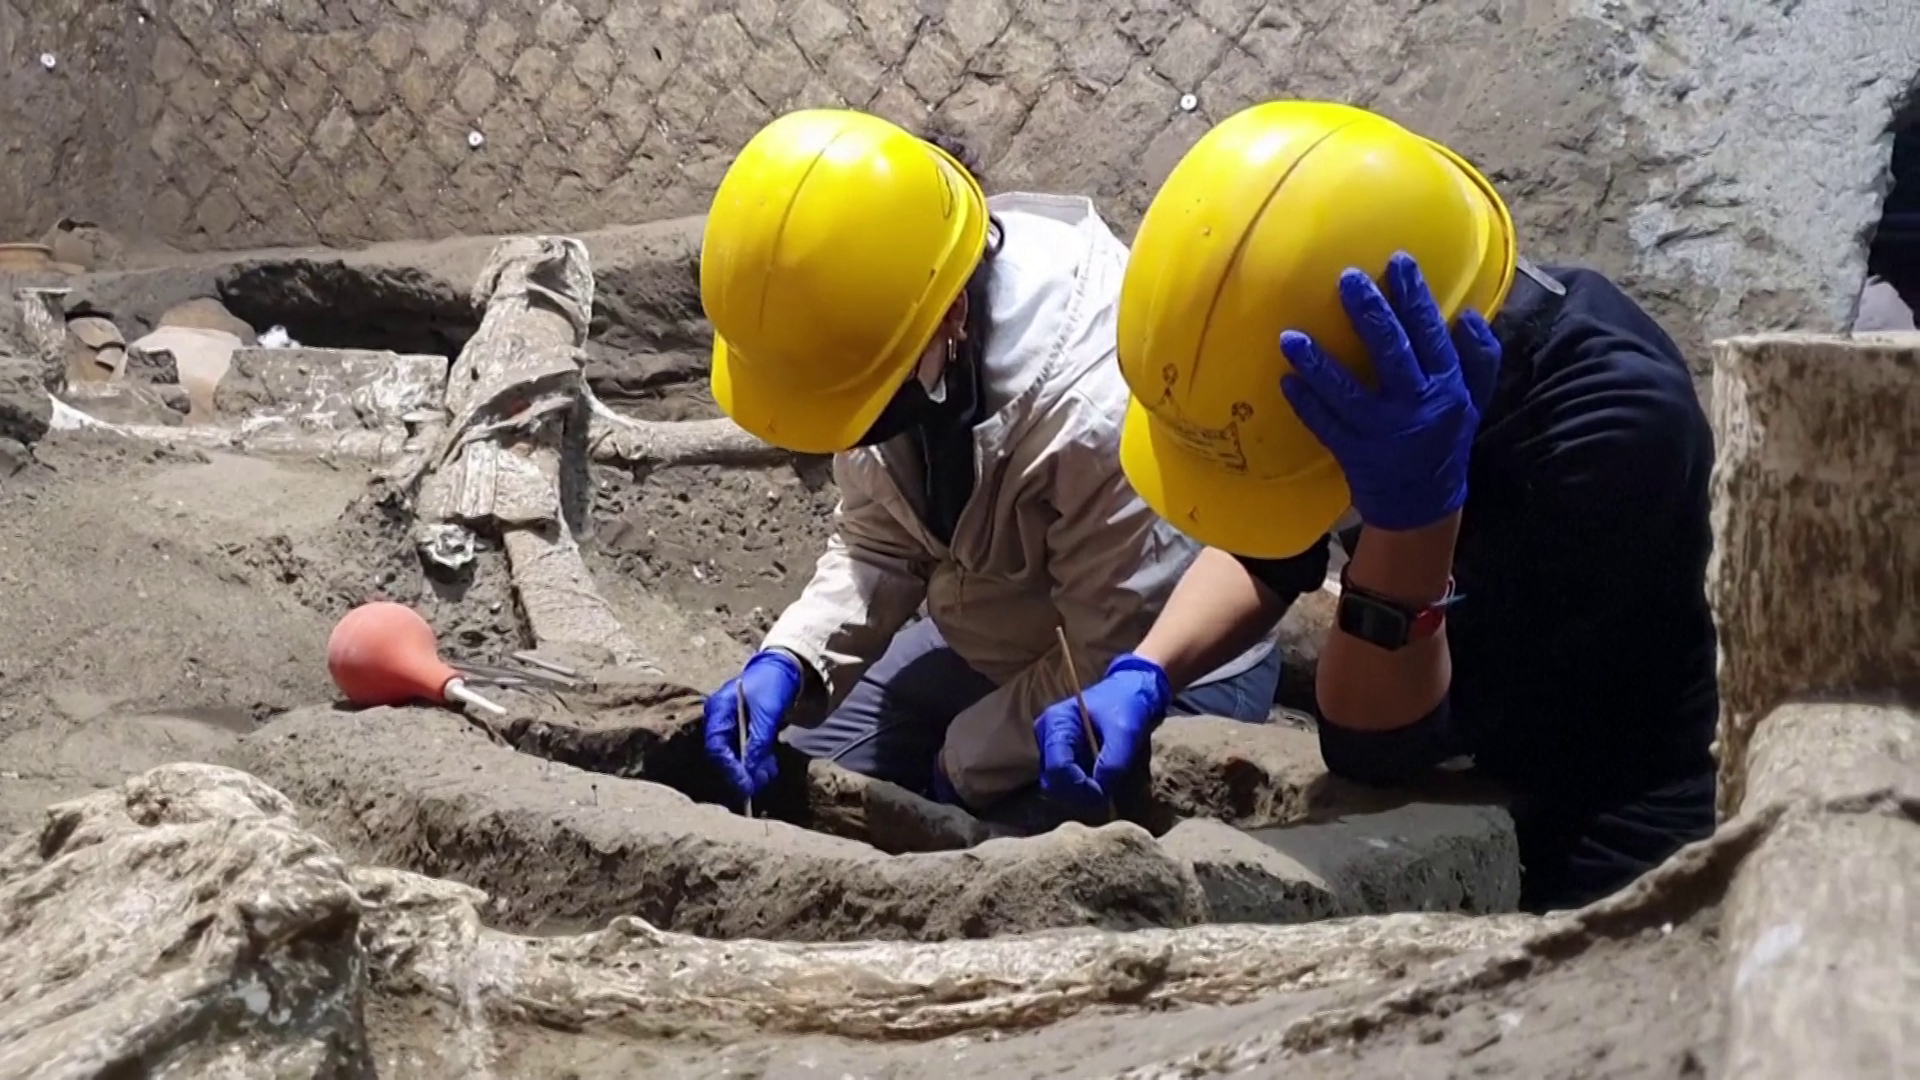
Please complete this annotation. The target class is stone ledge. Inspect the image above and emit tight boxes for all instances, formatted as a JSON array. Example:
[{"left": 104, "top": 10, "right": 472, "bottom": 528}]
[
  {"left": 229, "top": 705, "right": 1207, "bottom": 942},
  {"left": 231, "top": 703, "right": 1523, "bottom": 939}
]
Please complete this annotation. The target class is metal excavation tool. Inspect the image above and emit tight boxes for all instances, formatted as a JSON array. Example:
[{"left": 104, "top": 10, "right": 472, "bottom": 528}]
[{"left": 447, "top": 652, "right": 583, "bottom": 692}]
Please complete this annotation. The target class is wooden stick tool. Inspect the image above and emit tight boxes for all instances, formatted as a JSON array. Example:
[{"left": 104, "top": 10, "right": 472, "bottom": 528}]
[
  {"left": 1054, "top": 626, "right": 1115, "bottom": 822},
  {"left": 736, "top": 692, "right": 753, "bottom": 819}
]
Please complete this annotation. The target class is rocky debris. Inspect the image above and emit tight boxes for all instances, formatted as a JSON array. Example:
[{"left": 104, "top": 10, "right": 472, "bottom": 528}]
[
  {"left": 13, "top": 287, "right": 66, "bottom": 393},
  {"left": 483, "top": 679, "right": 1002, "bottom": 854},
  {"left": 214, "top": 346, "right": 446, "bottom": 437},
  {"left": 0, "top": 351, "right": 51, "bottom": 447},
  {"left": 1158, "top": 796, "right": 1519, "bottom": 924},
  {"left": 0, "top": 438, "right": 30, "bottom": 478},
  {"left": 1707, "top": 333, "right": 1919, "bottom": 814},
  {"left": 6, "top": 689, "right": 1906, "bottom": 1078},
  {"left": 485, "top": 682, "right": 1522, "bottom": 902},
  {"left": 234, "top": 700, "right": 1528, "bottom": 938},
  {"left": 60, "top": 316, "right": 122, "bottom": 384},
  {"left": 37, "top": 219, "right": 122, "bottom": 273},
  {"left": 125, "top": 325, "right": 240, "bottom": 424}
]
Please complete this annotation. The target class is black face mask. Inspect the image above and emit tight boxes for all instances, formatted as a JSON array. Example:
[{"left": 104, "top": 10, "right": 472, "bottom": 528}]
[{"left": 851, "top": 344, "right": 981, "bottom": 447}]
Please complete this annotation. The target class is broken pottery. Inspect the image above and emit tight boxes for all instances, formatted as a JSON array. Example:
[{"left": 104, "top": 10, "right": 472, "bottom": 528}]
[{"left": 62, "top": 316, "right": 123, "bottom": 384}]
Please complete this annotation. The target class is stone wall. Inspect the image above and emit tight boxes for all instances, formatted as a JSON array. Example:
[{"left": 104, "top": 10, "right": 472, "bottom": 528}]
[{"left": 2, "top": 0, "right": 1917, "bottom": 348}]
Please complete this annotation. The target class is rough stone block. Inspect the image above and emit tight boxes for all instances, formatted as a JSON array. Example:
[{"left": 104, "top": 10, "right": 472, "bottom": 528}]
[
  {"left": 231, "top": 706, "right": 1206, "bottom": 942},
  {"left": 0, "top": 350, "right": 52, "bottom": 446},
  {"left": 1149, "top": 717, "right": 1326, "bottom": 828},
  {"left": 1158, "top": 818, "right": 1341, "bottom": 923},
  {"left": 1245, "top": 802, "right": 1522, "bottom": 916},
  {"left": 1164, "top": 802, "right": 1520, "bottom": 921},
  {"left": 1707, "top": 333, "right": 1920, "bottom": 815},
  {"left": 215, "top": 346, "right": 448, "bottom": 431}
]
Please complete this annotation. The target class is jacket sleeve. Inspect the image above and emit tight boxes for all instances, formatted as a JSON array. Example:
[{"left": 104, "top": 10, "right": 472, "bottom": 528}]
[
  {"left": 938, "top": 402, "right": 1191, "bottom": 801},
  {"left": 760, "top": 453, "right": 932, "bottom": 721}
]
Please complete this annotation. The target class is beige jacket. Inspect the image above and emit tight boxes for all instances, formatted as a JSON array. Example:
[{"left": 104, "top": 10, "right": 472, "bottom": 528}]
[{"left": 762, "top": 192, "right": 1271, "bottom": 806}]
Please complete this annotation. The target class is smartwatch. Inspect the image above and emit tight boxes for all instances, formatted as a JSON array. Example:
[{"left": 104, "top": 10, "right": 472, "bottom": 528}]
[{"left": 1335, "top": 568, "right": 1460, "bottom": 651}]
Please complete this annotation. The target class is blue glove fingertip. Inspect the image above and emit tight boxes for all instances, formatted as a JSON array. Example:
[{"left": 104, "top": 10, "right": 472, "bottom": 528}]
[
  {"left": 1386, "top": 251, "right": 1423, "bottom": 297},
  {"left": 1277, "top": 330, "right": 1323, "bottom": 382}
]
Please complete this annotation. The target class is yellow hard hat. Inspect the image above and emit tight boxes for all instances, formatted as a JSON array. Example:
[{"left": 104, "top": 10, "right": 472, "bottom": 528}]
[
  {"left": 1118, "top": 101, "right": 1516, "bottom": 559},
  {"left": 700, "top": 109, "right": 990, "bottom": 455}
]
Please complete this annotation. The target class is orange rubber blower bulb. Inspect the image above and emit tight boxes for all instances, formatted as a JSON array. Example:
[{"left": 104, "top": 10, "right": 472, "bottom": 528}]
[{"left": 326, "top": 601, "right": 504, "bottom": 715}]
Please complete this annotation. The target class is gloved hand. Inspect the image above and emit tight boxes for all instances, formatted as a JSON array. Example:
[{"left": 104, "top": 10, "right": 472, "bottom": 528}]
[
  {"left": 1034, "top": 653, "right": 1172, "bottom": 808},
  {"left": 1279, "top": 252, "right": 1503, "bottom": 532},
  {"left": 703, "top": 649, "right": 805, "bottom": 802}
]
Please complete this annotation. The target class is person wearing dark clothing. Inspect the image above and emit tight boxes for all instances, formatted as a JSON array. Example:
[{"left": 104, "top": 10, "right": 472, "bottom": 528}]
[{"left": 1030, "top": 101, "right": 1719, "bottom": 912}]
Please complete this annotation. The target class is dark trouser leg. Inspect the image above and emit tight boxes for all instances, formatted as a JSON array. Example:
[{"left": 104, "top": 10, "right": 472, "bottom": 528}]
[
  {"left": 780, "top": 618, "right": 995, "bottom": 796},
  {"left": 1166, "top": 645, "right": 1283, "bottom": 722},
  {"left": 1512, "top": 770, "right": 1718, "bottom": 914}
]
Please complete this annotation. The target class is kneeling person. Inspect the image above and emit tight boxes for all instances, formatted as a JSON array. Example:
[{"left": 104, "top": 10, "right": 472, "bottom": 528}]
[
  {"left": 1035, "top": 102, "right": 1719, "bottom": 912},
  {"left": 696, "top": 109, "right": 1278, "bottom": 815}
]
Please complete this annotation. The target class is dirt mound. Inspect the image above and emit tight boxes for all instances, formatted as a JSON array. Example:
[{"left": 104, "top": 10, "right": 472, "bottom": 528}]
[{"left": 0, "top": 437, "right": 351, "bottom": 833}]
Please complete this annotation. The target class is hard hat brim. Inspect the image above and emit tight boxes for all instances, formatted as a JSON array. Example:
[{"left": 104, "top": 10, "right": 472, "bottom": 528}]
[
  {"left": 706, "top": 132, "right": 990, "bottom": 457},
  {"left": 711, "top": 332, "right": 907, "bottom": 456},
  {"left": 1119, "top": 397, "right": 1351, "bottom": 560}
]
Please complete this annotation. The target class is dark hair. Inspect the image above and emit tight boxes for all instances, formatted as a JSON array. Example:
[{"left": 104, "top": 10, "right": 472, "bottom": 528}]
[
  {"left": 920, "top": 128, "right": 1001, "bottom": 357},
  {"left": 922, "top": 130, "right": 988, "bottom": 191}
]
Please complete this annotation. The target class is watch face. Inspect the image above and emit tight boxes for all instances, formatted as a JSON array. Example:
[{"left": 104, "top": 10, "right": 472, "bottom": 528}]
[{"left": 1337, "top": 593, "right": 1411, "bottom": 648}]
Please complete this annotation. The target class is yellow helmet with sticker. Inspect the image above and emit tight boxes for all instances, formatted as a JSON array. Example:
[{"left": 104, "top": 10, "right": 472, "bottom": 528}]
[{"left": 1118, "top": 101, "right": 1515, "bottom": 558}]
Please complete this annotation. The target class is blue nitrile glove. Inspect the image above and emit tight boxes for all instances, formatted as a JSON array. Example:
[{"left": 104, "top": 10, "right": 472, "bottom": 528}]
[
  {"left": 1278, "top": 252, "right": 1503, "bottom": 532},
  {"left": 703, "top": 649, "right": 805, "bottom": 802},
  {"left": 1034, "top": 653, "right": 1173, "bottom": 808}
]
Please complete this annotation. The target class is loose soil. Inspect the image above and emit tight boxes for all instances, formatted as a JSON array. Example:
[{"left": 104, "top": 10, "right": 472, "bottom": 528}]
[{"left": 0, "top": 429, "right": 828, "bottom": 838}]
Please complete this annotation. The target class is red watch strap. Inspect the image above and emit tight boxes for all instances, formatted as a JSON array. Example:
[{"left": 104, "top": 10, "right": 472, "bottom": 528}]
[{"left": 1407, "top": 585, "right": 1454, "bottom": 641}]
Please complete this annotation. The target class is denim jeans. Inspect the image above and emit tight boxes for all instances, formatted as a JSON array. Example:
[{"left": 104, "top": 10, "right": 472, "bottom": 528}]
[{"left": 782, "top": 617, "right": 1280, "bottom": 797}]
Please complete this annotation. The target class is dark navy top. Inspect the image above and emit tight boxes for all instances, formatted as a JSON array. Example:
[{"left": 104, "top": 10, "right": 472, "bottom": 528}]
[{"left": 1238, "top": 266, "right": 1720, "bottom": 805}]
